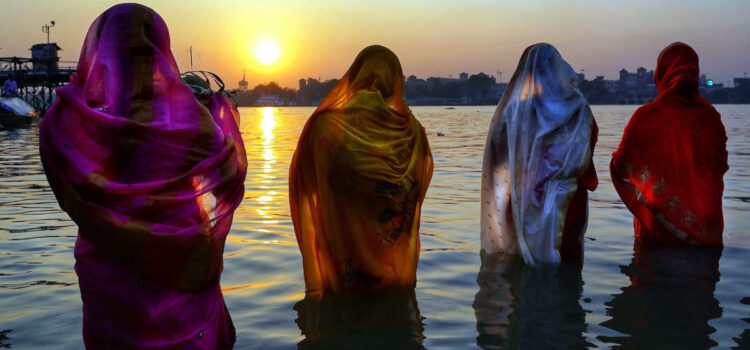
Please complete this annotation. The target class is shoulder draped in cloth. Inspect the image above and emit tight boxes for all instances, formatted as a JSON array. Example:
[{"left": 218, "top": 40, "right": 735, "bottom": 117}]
[
  {"left": 481, "top": 43, "right": 598, "bottom": 264},
  {"left": 38, "top": 4, "right": 245, "bottom": 347},
  {"left": 610, "top": 42, "right": 728, "bottom": 246},
  {"left": 289, "top": 45, "right": 433, "bottom": 293}
]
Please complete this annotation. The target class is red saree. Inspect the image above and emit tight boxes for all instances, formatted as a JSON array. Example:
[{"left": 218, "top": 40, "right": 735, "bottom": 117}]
[
  {"left": 560, "top": 120, "right": 598, "bottom": 262},
  {"left": 610, "top": 42, "right": 728, "bottom": 246}
]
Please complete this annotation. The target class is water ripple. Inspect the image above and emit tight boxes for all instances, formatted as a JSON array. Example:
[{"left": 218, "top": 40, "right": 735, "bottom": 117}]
[{"left": 0, "top": 106, "right": 748, "bottom": 348}]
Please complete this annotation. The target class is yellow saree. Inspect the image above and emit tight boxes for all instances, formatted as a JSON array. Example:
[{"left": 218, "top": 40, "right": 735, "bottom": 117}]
[{"left": 289, "top": 45, "right": 433, "bottom": 293}]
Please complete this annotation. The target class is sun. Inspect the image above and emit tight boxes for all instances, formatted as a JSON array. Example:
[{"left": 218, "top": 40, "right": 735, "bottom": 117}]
[{"left": 255, "top": 41, "right": 280, "bottom": 65}]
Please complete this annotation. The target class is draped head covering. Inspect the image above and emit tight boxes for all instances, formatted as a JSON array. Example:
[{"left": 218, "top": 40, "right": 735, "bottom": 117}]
[
  {"left": 39, "top": 3, "right": 245, "bottom": 347},
  {"left": 481, "top": 43, "right": 597, "bottom": 264},
  {"left": 654, "top": 42, "right": 701, "bottom": 97},
  {"left": 610, "top": 42, "right": 727, "bottom": 246},
  {"left": 312, "top": 45, "right": 410, "bottom": 116},
  {"left": 289, "top": 45, "right": 433, "bottom": 293}
]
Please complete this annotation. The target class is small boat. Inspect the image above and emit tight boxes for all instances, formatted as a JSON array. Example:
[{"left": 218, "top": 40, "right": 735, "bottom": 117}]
[{"left": 0, "top": 97, "right": 39, "bottom": 129}]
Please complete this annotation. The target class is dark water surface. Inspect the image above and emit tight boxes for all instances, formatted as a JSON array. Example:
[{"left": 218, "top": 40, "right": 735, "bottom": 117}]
[{"left": 0, "top": 105, "right": 748, "bottom": 349}]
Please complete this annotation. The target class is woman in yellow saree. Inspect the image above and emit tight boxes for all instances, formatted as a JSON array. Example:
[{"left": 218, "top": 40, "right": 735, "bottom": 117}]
[{"left": 289, "top": 45, "right": 433, "bottom": 293}]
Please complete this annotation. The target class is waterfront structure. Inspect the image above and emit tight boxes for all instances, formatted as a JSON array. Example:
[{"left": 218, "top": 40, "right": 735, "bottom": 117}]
[
  {"left": 734, "top": 77, "right": 750, "bottom": 103},
  {"left": 238, "top": 70, "right": 248, "bottom": 91},
  {"left": 233, "top": 71, "right": 750, "bottom": 107},
  {"left": 0, "top": 42, "right": 75, "bottom": 111},
  {"left": 255, "top": 94, "right": 284, "bottom": 106},
  {"left": 30, "top": 43, "right": 62, "bottom": 72},
  {"left": 404, "top": 72, "right": 505, "bottom": 105},
  {"left": 615, "top": 68, "right": 657, "bottom": 104}
]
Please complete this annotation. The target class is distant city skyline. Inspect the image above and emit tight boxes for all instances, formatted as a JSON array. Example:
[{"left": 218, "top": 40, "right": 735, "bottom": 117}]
[{"left": 3, "top": 0, "right": 749, "bottom": 89}]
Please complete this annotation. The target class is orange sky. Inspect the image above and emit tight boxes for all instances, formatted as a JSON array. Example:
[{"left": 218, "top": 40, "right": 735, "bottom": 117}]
[{"left": 3, "top": 0, "right": 750, "bottom": 89}]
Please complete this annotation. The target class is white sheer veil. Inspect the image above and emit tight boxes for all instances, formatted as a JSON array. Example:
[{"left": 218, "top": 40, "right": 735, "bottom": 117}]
[{"left": 480, "top": 43, "right": 594, "bottom": 264}]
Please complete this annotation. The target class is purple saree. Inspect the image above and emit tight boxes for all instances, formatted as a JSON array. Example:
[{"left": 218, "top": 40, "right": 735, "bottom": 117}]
[{"left": 39, "top": 4, "right": 246, "bottom": 348}]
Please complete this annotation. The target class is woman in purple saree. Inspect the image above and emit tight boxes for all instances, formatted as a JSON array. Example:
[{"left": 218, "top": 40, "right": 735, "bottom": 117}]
[{"left": 39, "top": 4, "right": 246, "bottom": 348}]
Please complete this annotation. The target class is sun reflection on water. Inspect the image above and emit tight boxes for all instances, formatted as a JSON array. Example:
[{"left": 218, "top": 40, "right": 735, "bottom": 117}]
[
  {"left": 261, "top": 108, "right": 276, "bottom": 176},
  {"left": 259, "top": 107, "right": 277, "bottom": 202},
  {"left": 260, "top": 107, "right": 277, "bottom": 142},
  {"left": 234, "top": 105, "right": 301, "bottom": 240}
]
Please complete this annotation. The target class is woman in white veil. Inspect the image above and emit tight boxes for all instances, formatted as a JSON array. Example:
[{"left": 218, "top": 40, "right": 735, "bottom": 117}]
[{"left": 481, "top": 43, "right": 598, "bottom": 264}]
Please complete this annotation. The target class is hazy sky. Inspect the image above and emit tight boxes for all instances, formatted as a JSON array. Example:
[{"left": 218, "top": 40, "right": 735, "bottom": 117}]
[{"left": 3, "top": 0, "right": 750, "bottom": 89}]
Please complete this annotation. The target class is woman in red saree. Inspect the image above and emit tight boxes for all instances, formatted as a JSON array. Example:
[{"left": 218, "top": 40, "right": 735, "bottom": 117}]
[
  {"left": 39, "top": 4, "right": 246, "bottom": 348},
  {"left": 289, "top": 45, "right": 433, "bottom": 294},
  {"left": 610, "top": 42, "right": 728, "bottom": 246}
]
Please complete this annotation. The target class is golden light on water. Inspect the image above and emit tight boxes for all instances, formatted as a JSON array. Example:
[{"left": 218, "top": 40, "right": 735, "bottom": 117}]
[
  {"left": 260, "top": 106, "right": 277, "bottom": 166},
  {"left": 235, "top": 106, "right": 298, "bottom": 246},
  {"left": 260, "top": 107, "right": 277, "bottom": 138},
  {"left": 258, "top": 107, "right": 277, "bottom": 204}
]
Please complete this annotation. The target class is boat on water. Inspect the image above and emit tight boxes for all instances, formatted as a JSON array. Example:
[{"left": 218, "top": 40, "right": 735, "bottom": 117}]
[{"left": 0, "top": 96, "right": 39, "bottom": 129}]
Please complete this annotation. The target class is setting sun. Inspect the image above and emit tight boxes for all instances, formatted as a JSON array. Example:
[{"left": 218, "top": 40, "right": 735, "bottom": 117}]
[{"left": 255, "top": 41, "right": 280, "bottom": 65}]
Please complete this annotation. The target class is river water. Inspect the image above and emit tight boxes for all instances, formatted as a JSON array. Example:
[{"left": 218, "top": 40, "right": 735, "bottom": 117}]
[{"left": 0, "top": 105, "right": 748, "bottom": 349}]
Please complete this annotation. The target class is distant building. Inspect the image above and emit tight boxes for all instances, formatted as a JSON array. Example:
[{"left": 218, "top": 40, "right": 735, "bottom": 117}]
[
  {"left": 406, "top": 75, "right": 424, "bottom": 83},
  {"left": 295, "top": 77, "right": 338, "bottom": 105},
  {"left": 734, "top": 77, "right": 750, "bottom": 89},
  {"left": 238, "top": 70, "right": 248, "bottom": 91},
  {"left": 255, "top": 94, "right": 283, "bottom": 106},
  {"left": 603, "top": 79, "right": 618, "bottom": 96},
  {"left": 616, "top": 67, "right": 656, "bottom": 104},
  {"left": 636, "top": 67, "right": 652, "bottom": 88},
  {"left": 404, "top": 71, "right": 503, "bottom": 105},
  {"left": 734, "top": 77, "right": 750, "bottom": 103},
  {"left": 619, "top": 69, "right": 636, "bottom": 90},
  {"left": 578, "top": 75, "right": 607, "bottom": 104},
  {"left": 239, "top": 70, "right": 750, "bottom": 107},
  {"left": 426, "top": 77, "right": 460, "bottom": 89},
  {"left": 29, "top": 43, "right": 61, "bottom": 72},
  {"left": 406, "top": 75, "right": 427, "bottom": 88}
]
